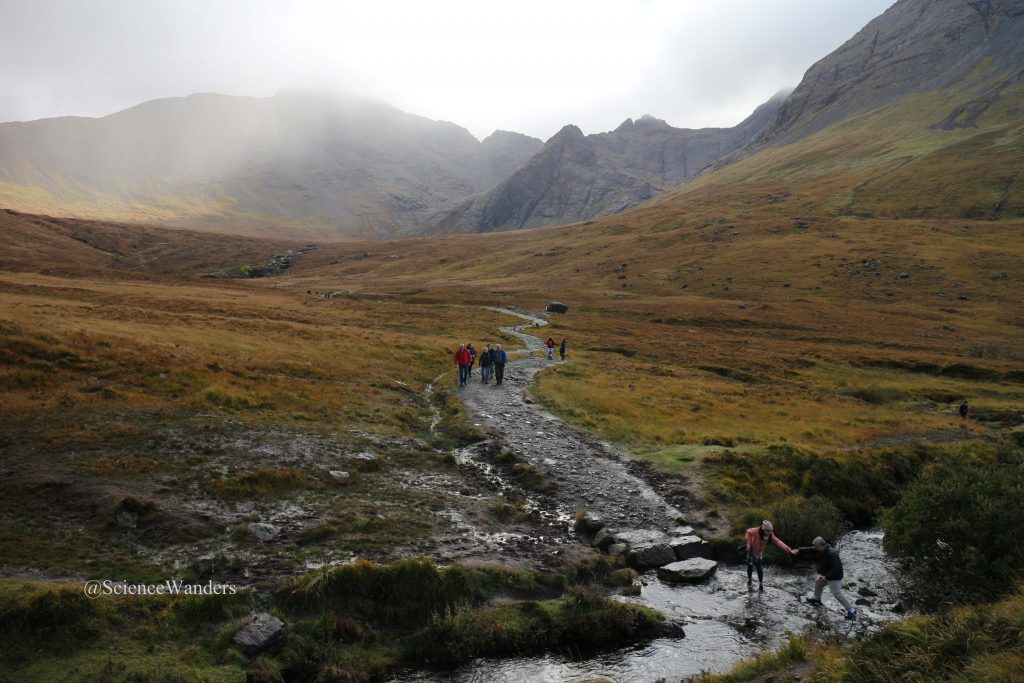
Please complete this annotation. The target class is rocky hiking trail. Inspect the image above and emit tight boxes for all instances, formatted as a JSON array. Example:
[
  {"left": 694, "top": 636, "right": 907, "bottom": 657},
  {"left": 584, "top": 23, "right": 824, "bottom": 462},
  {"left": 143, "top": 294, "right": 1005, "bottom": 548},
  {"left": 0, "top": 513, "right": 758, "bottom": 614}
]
[
  {"left": 412, "top": 308, "right": 916, "bottom": 681},
  {"left": 459, "top": 308, "right": 684, "bottom": 537}
]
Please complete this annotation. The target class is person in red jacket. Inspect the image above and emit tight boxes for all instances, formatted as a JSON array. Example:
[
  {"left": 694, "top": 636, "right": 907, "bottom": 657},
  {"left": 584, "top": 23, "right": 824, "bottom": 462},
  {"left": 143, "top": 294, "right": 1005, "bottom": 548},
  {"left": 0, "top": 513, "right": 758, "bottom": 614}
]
[
  {"left": 455, "top": 344, "right": 471, "bottom": 386},
  {"left": 745, "top": 520, "right": 798, "bottom": 590},
  {"left": 546, "top": 337, "right": 555, "bottom": 360}
]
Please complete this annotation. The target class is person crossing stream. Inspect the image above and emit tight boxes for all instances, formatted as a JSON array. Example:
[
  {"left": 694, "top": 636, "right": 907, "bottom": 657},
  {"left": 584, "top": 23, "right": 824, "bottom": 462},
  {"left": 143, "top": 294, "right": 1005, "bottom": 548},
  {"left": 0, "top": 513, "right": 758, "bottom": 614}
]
[{"left": 416, "top": 308, "right": 913, "bottom": 682}]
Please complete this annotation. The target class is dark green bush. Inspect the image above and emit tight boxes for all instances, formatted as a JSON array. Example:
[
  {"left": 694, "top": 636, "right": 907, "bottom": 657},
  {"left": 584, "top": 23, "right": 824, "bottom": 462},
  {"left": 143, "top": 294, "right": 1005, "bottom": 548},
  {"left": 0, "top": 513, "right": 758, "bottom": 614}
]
[
  {"left": 882, "top": 458, "right": 1024, "bottom": 601},
  {"left": 769, "top": 495, "right": 850, "bottom": 549}
]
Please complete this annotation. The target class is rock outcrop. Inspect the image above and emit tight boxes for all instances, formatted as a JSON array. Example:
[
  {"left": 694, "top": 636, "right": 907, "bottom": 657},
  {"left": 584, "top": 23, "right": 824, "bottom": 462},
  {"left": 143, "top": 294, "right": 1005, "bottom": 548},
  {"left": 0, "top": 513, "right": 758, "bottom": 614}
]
[{"left": 429, "top": 92, "right": 788, "bottom": 234}]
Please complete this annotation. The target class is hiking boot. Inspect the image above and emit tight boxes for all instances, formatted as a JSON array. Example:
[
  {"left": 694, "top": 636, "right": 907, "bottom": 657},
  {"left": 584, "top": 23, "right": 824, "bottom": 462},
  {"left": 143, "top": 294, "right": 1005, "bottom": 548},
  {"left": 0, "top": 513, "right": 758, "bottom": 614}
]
[
  {"left": 845, "top": 609, "right": 857, "bottom": 620},
  {"left": 758, "top": 584, "right": 764, "bottom": 592}
]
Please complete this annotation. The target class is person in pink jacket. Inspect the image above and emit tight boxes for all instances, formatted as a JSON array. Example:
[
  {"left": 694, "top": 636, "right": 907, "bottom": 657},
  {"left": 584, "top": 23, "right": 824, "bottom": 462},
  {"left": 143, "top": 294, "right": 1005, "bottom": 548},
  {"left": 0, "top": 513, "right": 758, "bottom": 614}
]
[{"left": 745, "top": 520, "right": 798, "bottom": 590}]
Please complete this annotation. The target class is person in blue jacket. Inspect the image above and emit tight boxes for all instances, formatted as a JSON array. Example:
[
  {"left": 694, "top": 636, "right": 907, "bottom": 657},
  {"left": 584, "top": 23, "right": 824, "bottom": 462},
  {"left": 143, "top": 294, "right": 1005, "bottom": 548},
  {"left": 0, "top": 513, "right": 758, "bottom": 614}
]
[{"left": 493, "top": 344, "right": 508, "bottom": 385}]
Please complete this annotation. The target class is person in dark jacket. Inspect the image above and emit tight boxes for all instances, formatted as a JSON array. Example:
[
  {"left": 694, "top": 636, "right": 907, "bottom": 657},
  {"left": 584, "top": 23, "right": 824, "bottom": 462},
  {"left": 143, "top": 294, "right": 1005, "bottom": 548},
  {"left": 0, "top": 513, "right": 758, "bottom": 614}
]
[
  {"left": 559, "top": 338, "right": 566, "bottom": 361},
  {"left": 493, "top": 344, "right": 507, "bottom": 385},
  {"left": 479, "top": 344, "right": 493, "bottom": 384},
  {"left": 959, "top": 400, "right": 969, "bottom": 418},
  {"left": 467, "top": 344, "right": 476, "bottom": 377},
  {"left": 803, "top": 536, "right": 856, "bottom": 619}
]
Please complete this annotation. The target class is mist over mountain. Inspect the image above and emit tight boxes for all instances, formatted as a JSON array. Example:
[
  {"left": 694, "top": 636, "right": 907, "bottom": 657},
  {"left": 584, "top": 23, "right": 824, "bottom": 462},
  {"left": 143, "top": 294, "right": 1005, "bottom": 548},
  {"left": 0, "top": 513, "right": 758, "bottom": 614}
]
[
  {"left": 0, "top": 91, "right": 542, "bottom": 237},
  {"left": 427, "top": 92, "right": 788, "bottom": 234}
]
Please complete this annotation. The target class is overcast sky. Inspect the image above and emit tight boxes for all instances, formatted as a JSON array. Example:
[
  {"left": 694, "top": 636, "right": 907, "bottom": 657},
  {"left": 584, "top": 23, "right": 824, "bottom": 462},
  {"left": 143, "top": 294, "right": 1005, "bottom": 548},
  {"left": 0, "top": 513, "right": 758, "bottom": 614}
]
[{"left": 1, "top": 0, "right": 894, "bottom": 141}]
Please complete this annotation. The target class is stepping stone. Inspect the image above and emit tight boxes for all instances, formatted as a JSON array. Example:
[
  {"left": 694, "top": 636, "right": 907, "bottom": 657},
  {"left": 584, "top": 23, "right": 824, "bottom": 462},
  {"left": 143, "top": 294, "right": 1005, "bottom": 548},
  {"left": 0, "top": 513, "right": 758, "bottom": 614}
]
[
  {"left": 657, "top": 558, "right": 718, "bottom": 584},
  {"left": 670, "top": 535, "right": 715, "bottom": 561}
]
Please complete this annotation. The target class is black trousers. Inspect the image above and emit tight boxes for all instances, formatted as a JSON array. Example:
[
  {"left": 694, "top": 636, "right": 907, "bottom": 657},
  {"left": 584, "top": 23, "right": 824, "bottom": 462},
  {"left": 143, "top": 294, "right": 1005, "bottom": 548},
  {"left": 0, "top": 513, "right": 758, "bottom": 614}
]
[
  {"left": 747, "top": 555, "right": 764, "bottom": 583},
  {"left": 494, "top": 363, "right": 505, "bottom": 384}
]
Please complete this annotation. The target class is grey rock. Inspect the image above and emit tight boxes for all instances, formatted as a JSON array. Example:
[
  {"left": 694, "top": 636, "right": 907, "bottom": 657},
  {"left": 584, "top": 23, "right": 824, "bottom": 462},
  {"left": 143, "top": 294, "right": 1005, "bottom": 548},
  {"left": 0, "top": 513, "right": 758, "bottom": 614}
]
[
  {"left": 233, "top": 612, "right": 286, "bottom": 657},
  {"left": 329, "top": 470, "right": 351, "bottom": 481},
  {"left": 614, "top": 529, "right": 668, "bottom": 547},
  {"left": 670, "top": 535, "right": 715, "bottom": 561},
  {"left": 657, "top": 558, "right": 719, "bottom": 583},
  {"left": 575, "top": 510, "right": 605, "bottom": 534},
  {"left": 672, "top": 525, "right": 695, "bottom": 536},
  {"left": 626, "top": 543, "right": 677, "bottom": 569},
  {"left": 249, "top": 523, "right": 278, "bottom": 542},
  {"left": 607, "top": 543, "right": 628, "bottom": 557},
  {"left": 545, "top": 302, "right": 569, "bottom": 314},
  {"left": 592, "top": 527, "right": 617, "bottom": 550}
]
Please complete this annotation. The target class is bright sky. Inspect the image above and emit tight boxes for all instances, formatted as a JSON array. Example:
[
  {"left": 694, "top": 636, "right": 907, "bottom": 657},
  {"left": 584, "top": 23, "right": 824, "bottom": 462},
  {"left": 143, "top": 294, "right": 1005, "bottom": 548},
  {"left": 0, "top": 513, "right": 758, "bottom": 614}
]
[{"left": 0, "top": 0, "right": 895, "bottom": 141}]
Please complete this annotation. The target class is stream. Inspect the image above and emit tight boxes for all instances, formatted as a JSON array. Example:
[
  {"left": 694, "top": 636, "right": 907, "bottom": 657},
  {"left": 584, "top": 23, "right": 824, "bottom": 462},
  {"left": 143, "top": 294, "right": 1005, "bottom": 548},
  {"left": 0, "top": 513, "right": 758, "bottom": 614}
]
[{"left": 406, "top": 308, "right": 912, "bottom": 682}]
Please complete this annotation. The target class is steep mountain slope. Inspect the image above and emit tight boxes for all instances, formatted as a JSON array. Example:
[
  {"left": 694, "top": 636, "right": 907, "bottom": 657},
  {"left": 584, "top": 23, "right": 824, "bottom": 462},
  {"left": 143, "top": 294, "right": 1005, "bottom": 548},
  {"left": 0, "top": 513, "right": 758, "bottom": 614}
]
[
  {"left": 0, "top": 92, "right": 542, "bottom": 238},
  {"left": 747, "top": 0, "right": 1024, "bottom": 149},
  {"left": 429, "top": 92, "right": 788, "bottom": 234}
]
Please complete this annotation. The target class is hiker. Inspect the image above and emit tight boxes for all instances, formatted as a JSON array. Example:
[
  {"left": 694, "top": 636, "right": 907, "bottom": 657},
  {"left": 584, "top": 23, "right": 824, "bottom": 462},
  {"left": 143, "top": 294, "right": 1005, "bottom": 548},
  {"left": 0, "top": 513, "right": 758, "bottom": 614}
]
[
  {"left": 493, "top": 344, "right": 507, "bottom": 385},
  {"left": 744, "top": 520, "right": 798, "bottom": 590},
  {"left": 959, "top": 400, "right": 969, "bottom": 418},
  {"left": 467, "top": 343, "right": 476, "bottom": 377},
  {"left": 559, "top": 338, "right": 566, "bottom": 361},
  {"left": 803, "top": 536, "right": 856, "bottom": 620},
  {"left": 454, "top": 344, "right": 471, "bottom": 387},
  {"left": 479, "top": 344, "right": 493, "bottom": 384},
  {"left": 546, "top": 337, "right": 555, "bottom": 360}
]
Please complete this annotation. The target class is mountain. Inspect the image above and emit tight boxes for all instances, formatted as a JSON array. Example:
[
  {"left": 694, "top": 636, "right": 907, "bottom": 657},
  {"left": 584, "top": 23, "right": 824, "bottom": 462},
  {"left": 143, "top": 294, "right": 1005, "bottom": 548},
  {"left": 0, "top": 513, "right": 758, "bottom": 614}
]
[
  {"left": 748, "top": 0, "right": 1024, "bottom": 150},
  {"left": 0, "top": 91, "right": 542, "bottom": 238},
  {"left": 427, "top": 92, "right": 788, "bottom": 234}
]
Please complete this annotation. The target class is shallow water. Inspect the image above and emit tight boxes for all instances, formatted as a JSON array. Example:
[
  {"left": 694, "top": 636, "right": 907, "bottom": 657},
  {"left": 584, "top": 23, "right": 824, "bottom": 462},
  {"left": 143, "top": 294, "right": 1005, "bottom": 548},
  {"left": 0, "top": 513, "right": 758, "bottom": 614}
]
[{"left": 403, "top": 530, "right": 910, "bottom": 683}]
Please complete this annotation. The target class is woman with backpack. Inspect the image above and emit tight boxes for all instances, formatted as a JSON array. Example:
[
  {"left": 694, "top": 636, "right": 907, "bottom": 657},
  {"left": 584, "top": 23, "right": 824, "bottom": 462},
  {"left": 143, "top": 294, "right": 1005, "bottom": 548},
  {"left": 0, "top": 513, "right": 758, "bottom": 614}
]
[
  {"left": 546, "top": 337, "right": 555, "bottom": 360},
  {"left": 744, "top": 520, "right": 798, "bottom": 590}
]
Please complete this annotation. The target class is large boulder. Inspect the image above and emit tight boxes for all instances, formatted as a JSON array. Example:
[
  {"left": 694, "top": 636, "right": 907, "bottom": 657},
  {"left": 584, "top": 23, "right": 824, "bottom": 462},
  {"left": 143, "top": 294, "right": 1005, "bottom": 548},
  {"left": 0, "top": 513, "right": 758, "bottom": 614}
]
[
  {"left": 233, "top": 612, "right": 286, "bottom": 657},
  {"left": 545, "top": 302, "right": 569, "bottom": 314},
  {"left": 614, "top": 529, "right": 667, "bottom": 547},
  {"left": 626, "top": 543, "right": 677, "bottom": 569},
  {"left": 670, "top": 535, "right": 715, "bottom": 561},
  {"left": 657, "top": 558, "right": 718, "bottom": 584},
  {"left": 575, "top": 510, "right": 605, "bottom": 534},
  {"left": 592, "top": 527, "right": 617, "bottom": 550}
]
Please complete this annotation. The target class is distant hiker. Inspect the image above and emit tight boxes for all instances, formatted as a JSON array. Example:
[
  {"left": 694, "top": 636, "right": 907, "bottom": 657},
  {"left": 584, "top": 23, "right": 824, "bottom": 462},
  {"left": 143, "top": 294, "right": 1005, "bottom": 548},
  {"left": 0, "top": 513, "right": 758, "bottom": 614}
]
[
  {"left": 546, "top": 337, "right": 555, "bottom": 360},
  {"left": 493, "top": 344, "right": 508, "bottom": 385},
  {"left": 455, "top": 344, "right": 471, "bottom": 387},
  {"left": 467, "top": 343, "right": 477, "bottom": 377},
  {"left": 480, "top": 344, "right": 493, "bottom": 384},
  {"left": 803, "top": 536, "right": 856, "bottom": 620},
  {"left": 744, "top": 520, "right": 798, "bottom": 590},
  {"left": 959, "top": 400, "right": 969, "bottom": 419},
  {"left": 559, "top": 338, "right": 566, "bottom": 361}
]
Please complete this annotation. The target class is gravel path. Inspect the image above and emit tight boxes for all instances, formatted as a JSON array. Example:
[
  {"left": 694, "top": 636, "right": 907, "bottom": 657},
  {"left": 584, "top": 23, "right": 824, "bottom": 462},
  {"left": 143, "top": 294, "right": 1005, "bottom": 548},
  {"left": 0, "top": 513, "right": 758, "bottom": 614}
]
[{"left": 458, "top": 310, "right": 682, "bottom": 535}]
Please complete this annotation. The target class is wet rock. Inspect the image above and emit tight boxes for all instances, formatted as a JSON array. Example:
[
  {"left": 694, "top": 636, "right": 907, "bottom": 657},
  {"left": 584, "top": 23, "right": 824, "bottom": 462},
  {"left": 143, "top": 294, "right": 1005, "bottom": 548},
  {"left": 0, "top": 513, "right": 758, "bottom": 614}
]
[
  {"left": 249, "top": 523, "right": 278, "bottom": 542},
  {"left": 614, "top": 529, "right": 667, "bottom": 547},
  {"left": 858, "top": 586, "right": 877, "bottom": 597},
  {"left": 626, "top": 543, "right": 677, "bottom": 569},
  {"left": 657, "top": 558, "right": 718, "bottom": 584},
  {"left": 654, "top": 620, "right": 687, "bottom": 638},
  {"left": 545, "top": 302, "right": 569, "bottom": 314},
  {"left": 592, "top": 527, "right": 617, "bottom": 550},
  {"left": 891, "top": 601, "right": 906, "bottom": 614},
  {"left": 670, "top": 535, "right": 715, "bottom": 561},
  {"left": 855, "top": 598, "right": 872, "bottom": 606},
  {"left": 233, "top": 612, "right": 286, "bottom": 657},
  {"left": 575, "top": 511, "right": 605, "bottom": 534},
  {"left": 607, "top": 543, "right": 628, "bottom": 557}
]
